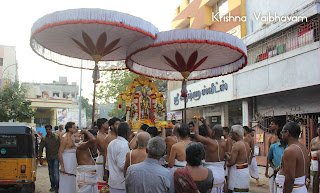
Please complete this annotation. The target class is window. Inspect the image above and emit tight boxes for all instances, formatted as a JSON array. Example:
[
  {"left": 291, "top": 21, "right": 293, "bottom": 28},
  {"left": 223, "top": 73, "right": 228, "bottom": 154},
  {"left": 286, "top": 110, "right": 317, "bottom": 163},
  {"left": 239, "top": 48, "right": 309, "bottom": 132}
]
[
  {"left": 0, "top": 58, "right": 3, "bottom": 66},
  {"left": 212, "top": 0, "right": 228, "bottom": 21},
  {"left": 218, "top": 0, "right": 228, "bottom": 19},
  {"left": 53, "top": 92, "right": 60, "bottom": 97},
  {"left": 63, "top": 92, "right": 69, "bottom": 98}
]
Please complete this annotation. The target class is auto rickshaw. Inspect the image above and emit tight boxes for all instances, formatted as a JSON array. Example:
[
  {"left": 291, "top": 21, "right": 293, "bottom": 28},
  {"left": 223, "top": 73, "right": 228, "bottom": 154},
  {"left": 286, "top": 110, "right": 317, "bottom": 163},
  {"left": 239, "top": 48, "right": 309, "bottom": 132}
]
[{"left": 0, "top": 122, "right": 38, "bottom": 193}]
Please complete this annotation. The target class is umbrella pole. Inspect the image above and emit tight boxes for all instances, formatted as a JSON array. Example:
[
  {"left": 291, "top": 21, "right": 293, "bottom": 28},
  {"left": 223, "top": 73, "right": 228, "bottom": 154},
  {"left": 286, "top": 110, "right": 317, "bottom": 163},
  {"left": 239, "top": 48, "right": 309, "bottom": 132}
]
[
  {"left": 184, "top": 97, "right": 187, "bottom": 123},
  {"left": 91, "top": 62, "right": 99, "bottom": 128},
  {"left": 79, "top": 62, "right": 83, "bottom": 129},
  {"left": 92, "top": 77, "right": 97, "bottom": 128}
]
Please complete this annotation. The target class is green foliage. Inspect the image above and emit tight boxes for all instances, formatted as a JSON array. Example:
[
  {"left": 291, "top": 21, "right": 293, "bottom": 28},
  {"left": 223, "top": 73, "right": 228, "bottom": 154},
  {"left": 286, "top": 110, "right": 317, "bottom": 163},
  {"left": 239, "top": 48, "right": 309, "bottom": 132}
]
[
  {"left": 97, "top": 70, "right": 138, "bottom": 118},
  {"left": 81, "top": 96, "right": 92, "bottom": 119},
  {"left": 96, "top": 70, "right": 167, "bottom": 119},
  {"left": 0, "top": 81, "right": 35, "bottom": 122}
]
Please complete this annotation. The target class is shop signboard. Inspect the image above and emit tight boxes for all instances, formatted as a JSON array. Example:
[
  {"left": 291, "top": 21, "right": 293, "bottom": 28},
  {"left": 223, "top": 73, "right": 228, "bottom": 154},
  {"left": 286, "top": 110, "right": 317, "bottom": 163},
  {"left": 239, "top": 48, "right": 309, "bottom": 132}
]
[
  {"left": 167, "top": 111, "right": 182, "bottom": 121},
  {"left": 57, "top": 108, "right": 87, "bottom": 127},
  {"left": 170, "top": 75, "right": 233, "bottom": 110}
]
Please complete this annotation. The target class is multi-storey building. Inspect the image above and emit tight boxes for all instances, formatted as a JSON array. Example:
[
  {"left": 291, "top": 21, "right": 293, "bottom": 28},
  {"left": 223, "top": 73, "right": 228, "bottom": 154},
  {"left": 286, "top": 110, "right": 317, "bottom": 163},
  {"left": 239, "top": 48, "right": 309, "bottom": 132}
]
[
  {"left": 23, "top": 77, "right": 81, "bottom": 127},
  {"left": 168, "top": 0, "right": 320, "bottom": 165}
]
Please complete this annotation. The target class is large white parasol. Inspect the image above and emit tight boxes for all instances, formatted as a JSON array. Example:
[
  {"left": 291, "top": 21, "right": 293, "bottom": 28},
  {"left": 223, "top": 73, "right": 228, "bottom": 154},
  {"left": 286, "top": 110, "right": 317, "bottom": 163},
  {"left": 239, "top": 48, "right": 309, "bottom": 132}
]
[
  {"left": 126, "top": 29, "right": 247, "bottom": 122},
  {"left": 30, "top": 8, "right": 159, "bottom": 126}
]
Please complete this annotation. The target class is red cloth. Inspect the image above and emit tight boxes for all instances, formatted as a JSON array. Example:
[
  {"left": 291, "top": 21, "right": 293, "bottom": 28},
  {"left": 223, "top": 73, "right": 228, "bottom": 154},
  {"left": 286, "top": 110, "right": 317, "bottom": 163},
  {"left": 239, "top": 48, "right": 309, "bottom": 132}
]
[{"left": 174, "top": 167, "right": 200, "bottom": 193}]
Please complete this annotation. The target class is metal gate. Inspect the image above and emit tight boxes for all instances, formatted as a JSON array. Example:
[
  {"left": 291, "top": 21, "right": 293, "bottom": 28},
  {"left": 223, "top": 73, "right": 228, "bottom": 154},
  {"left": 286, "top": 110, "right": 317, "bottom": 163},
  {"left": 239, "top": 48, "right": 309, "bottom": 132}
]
[
  {"left": 250, "top": 109, "right": 274, "bottom": 166},
  {"left": 286, "top": 112, "right": 316, "bottom": 151},
  {"left": 250, "top": 111, "right": 318, "bottom": 166}
]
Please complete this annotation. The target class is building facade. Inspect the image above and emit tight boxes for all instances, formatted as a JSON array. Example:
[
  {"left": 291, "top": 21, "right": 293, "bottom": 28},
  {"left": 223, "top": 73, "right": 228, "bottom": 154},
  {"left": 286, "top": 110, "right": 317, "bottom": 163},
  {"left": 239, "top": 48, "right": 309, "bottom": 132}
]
[
  {"left": 23, "top": 77, "right": 80, "bottom": 127},
  {"left": 0, "top": 45, "right": 18, "bottom": 89},
  {"left": 168, "top": 0, "right": 320, "bottom": 165}
]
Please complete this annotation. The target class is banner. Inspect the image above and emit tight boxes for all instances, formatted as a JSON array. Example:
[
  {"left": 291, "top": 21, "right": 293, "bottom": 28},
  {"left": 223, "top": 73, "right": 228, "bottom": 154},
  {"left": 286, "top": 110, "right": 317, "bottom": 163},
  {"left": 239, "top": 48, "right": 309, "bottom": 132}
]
[
  {"left": 57, "top": 108, "right": 87, "bottom": 127},
  {"left": 167, "top": 111, "right": 182, "bottom": 121},
  {"left": 256, "top": 134, "right": 264, "bottom": 142}
]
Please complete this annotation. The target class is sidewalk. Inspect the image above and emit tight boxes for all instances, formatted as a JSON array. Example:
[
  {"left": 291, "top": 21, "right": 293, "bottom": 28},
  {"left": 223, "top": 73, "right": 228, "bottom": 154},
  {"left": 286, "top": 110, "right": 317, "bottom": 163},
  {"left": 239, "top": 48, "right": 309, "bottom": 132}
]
[{"left": 249, "top": 166, "right": 269, "bottom": 193}]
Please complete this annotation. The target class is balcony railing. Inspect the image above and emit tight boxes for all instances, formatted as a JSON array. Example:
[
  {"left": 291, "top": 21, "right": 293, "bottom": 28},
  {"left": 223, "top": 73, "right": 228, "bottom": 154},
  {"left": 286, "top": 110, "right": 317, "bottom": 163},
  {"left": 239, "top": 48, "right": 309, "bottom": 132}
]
[{"left": 247, "top": 15, "right": 320, "bottom": 65}]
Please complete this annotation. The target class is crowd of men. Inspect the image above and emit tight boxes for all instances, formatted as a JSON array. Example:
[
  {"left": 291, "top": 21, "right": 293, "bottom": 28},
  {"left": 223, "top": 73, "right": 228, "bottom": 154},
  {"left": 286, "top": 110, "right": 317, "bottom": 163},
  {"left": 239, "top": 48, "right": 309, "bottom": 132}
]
[{"left": 38, "top": 117, "right": 320, "bottom": 193}]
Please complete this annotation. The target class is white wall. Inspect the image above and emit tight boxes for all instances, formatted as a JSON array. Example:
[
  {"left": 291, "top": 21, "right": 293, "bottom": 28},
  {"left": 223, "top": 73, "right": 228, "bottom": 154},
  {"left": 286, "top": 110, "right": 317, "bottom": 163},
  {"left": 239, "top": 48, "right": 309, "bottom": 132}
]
[
  {"left": 233, "top": 42, "right": 320, "bottom": 99},
  {"left": 256, "top": 85, "right": 320, "bottom": 116}
]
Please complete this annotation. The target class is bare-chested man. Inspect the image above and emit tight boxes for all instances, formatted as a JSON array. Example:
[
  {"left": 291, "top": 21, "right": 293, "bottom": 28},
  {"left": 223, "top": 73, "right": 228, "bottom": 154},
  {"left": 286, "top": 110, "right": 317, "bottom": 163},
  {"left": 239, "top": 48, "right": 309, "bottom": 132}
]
[
  {"left": 249, "top": 128, "right": 255, "bottom": 138},
  {"left": 194, "top": 118, "right": 226, "bottom": 193},
  {"left": 310, "top": 123, "right": 320, "bottom": 193},
  {"left": 124, "top": 132, "right": 151, "bottom": 176},
  {"left": 226, "top": 125, "right": 251, "bottom": 193},
  {"left": 76, "top": 129, "right": 98, "bottom": 193},
  {"left": 129, "top": 124, "right": 149, "bottom": 150},
  {"left": 268, "top": 119, "right": 281, "bottom": 147},
  {"left": 55, "top": 125, "right": 64, "bottom": 138},
  {"left": 103, "top": 117, "right": 120, "bottom": 181},
  {"left": 244, "top": 126, "right": 264, "bottom": 186},
  {"left": 58, "top": 122, "right": 77, "bottom": 193},
  {"left": 265, "top": 118, "right": 282, "bottom": 192},
  {"left": 276, "top": 122, "right": 310, "bottom": 193},
  {"left": 165, "top": 123, "right": 180, "bottom": 166},
  {"left": 317, "top": 150, "right": 320, "bottom": 193},
  {"left": 189, "top": 121, "right": 195, "bottom": 133},
  {"left": 223, "top": 127, "right": 232, "bottom": 153},
  {"left": 96, "top": 118, "right": 108, "bottom": 183},
  {"left": 73, "top": 130, "right": 81, "bottom": 147},
  {"left": 168, "top": 123, "right": 192, "bottom": 171},
  {"left": 222, "top": 126, "right": 232, "bottom": 192}
]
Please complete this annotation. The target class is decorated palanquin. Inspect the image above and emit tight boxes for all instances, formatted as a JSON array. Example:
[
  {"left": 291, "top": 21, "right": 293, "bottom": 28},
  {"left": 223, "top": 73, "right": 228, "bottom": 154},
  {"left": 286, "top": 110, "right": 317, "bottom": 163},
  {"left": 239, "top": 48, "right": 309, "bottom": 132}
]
[{"left": 118, "top": 75, "right": 167, "bottom": 131}]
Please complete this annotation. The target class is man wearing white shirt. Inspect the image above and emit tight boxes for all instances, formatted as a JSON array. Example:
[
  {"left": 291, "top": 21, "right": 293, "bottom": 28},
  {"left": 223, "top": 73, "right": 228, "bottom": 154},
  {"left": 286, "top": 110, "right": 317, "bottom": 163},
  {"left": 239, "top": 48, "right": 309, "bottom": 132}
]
[{"left": 107, "top": 122, "right": 131, "bottom": 193}]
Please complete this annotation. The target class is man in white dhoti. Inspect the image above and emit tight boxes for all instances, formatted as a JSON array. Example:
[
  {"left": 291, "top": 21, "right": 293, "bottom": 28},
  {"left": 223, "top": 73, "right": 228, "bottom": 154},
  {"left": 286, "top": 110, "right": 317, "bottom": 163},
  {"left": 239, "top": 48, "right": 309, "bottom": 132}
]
[
  {"left": 226, "top": 125, "right": 251, "bottom": 193},
  {"left": 243, "top": 126, "right": 264, "bottom": 187},
  {"left": 58, "top": 122, "right": 78, "bottom": 193},
  {"left": 223, "top": 126, "right": 232, "bottom": 193},
  {"left": 103, "top": 117, "right": 120, "bottom": 181},
  {"left": 265, "top": 119, "right": 281, "bottom": 193},
  {"left": 275, "top": 122, "right": 310, "bottom": 193},
  {"left": 194, "top": 118, "right": 227, "bottom": 193},
  {"left": 168, "top": 123, "right": 192, "bottom": 172},
  {"left": 310, "top": 123, "right": 320, "bottom": 193},
  {"left": 107, "top": 122, "right": 131, "bottom": 193},
  {"left": 266, "top": 128, "right": 287, "bottom": 193},
  {"left": 76, "top": 129, "right": 98, "bottom": 193},
  {"left": 96, "top": 118, "right": 109, "bottom": 183}
]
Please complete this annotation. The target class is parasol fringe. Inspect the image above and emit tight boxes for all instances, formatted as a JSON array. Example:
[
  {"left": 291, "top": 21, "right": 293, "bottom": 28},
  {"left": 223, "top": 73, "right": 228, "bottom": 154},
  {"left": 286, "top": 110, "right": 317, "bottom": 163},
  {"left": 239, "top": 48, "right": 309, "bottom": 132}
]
[{"left": 31, "top": 8, "right": 158, "bottom": 39}]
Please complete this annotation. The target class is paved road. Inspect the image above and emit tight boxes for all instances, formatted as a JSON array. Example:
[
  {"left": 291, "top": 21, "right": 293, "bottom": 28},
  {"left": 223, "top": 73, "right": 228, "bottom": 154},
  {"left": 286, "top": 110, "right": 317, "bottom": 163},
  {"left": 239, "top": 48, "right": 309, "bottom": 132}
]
[{"left": 0, "top": 165, "right": 311, "bottom": 193}]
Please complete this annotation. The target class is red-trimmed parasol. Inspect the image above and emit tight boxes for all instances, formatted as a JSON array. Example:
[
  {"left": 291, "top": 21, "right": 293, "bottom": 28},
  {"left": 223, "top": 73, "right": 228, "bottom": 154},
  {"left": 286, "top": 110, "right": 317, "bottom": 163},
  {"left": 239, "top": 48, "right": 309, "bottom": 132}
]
[
  {"left": 30, "top": 8, "right": 159, "bottom": 126},
  {"left": 126, "top": 29, "right": 247, "bottom": 122}
]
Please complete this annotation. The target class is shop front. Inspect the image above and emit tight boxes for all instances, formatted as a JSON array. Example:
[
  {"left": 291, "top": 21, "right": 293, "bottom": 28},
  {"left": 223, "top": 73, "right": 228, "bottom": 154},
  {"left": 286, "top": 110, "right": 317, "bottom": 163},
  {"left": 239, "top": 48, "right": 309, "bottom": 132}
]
[{"left": 169, "top": 75, "right": 235, "bottom": 126}]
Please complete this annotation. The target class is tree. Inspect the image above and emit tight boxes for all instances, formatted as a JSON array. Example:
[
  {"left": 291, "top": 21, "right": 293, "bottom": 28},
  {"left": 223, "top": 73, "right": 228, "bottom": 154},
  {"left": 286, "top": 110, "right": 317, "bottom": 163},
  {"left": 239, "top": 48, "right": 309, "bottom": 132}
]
[
  {"left": 0, "top": 81, "right": 35, "bottom": 122},
  {"left": 96, "top": 70, "right": 167, "bottom": 119},
  {"left": 81, "top": 96, "right": 93, "bottom": 119}
]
